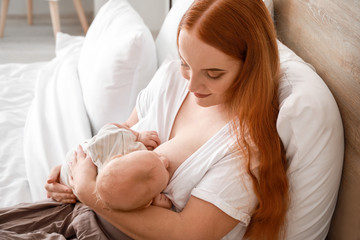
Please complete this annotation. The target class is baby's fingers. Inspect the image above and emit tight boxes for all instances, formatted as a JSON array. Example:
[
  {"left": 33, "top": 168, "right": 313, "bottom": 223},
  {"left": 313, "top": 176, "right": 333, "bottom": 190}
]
[
  {"left": 149, "top": 134, "right": 161, "bottom": 147},
  {"left": 145, "top": 140, "right": 160, "bottom": 150}
]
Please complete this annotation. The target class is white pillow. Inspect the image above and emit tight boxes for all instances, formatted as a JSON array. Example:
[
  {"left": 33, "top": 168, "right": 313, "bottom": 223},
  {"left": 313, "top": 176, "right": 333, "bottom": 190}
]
[
  {"left": 78, "top": 0, "right": 157, "bottom": 134},
  {"left": 155, "top": 0, "right": 274, "bottom": 66},
  {"left": 277, "top": 41, "right": 344, "bottom": 239}
]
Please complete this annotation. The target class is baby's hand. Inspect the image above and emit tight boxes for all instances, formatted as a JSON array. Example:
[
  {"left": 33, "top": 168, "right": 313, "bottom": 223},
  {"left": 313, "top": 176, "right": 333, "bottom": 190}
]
[
  {"left": 137, "top": 131, "right": 160, "bottom": 150},
  {"left": 152, "top": 193, "right": 172, "bottom": 209}
]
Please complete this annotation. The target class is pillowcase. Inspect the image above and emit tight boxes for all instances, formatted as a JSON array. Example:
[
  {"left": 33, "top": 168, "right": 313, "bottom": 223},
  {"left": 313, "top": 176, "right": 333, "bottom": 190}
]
[
  {"left": 155, "top": 0, "right": 274, "bottom": 66},
  {"left": 78, "top": 0, "right": 157, "bottom": 134}
]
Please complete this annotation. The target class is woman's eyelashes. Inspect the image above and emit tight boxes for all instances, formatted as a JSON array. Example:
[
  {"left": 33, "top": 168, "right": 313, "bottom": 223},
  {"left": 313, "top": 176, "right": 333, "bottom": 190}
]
[
  {"left": 180, "top": 60, "right": 189, "bottom": 68},
  {"left": 205, "top": 71, "right": 224, "bottom": 80},
  {"left": 180, "top": 60, "right": 224, "bottom": 80}
]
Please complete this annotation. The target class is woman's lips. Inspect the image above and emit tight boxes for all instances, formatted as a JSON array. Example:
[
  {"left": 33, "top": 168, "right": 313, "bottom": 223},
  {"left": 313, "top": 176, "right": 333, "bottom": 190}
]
[{"left": 193, "top": 92, "right": 211, "bottom": 98}]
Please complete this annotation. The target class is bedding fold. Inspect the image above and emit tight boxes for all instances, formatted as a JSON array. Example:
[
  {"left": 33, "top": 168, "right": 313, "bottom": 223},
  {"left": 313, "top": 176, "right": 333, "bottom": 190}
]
[{"left": 23, "top": 34, "right": 92, "bottom": 202}]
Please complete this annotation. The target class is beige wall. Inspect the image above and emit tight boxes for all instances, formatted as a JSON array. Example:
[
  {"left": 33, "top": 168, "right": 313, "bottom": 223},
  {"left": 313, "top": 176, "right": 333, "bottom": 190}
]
[
  {"left": 94, "top": 0, "right": 169, "bottom": 35},
  {"left": 7, "top": 0, "right": 93, "bottom": 16}
]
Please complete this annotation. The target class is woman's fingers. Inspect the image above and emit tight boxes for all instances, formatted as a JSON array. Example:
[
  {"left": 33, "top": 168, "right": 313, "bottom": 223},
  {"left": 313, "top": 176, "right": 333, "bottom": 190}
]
[
  {"left": 44, "top": 164, "right": 77, "bottom": 203},
  {"left": 76, "top": 145, "right": 86, "bottom": 160},
  {"left": 46, "top": 165, "right": 61, "bottom": 184},
  {"left": 45, "top": 182, "right": 76, "bottom": 203},
  {"left": 50, "top": 192, "right": 77, "bottom": 203},
  {"left": 45, "top": 181, "right": 72, "bottom": 194}
]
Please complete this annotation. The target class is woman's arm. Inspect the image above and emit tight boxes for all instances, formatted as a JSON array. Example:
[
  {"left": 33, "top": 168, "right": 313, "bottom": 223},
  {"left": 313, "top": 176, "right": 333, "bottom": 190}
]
[
  {"left": 111, "top": 108, "right": 139, "bottom": 135},
  {"left": 72, "top": 146, "right": 239, "bottom": 240},
  {"left": 45, "top": 108, "right": 140, "bottom": 203},
  {"left": 122, "top": 107, "right": 139, "bottom": 129}
]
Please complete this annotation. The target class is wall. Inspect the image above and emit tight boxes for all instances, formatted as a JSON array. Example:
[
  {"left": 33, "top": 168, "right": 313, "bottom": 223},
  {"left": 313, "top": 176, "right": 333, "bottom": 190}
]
[
  {"left": 94, "top": 0, "right": 169, "bottom": 36},
  {"left": 7, "top": 0, "right": 93, "bottom": 16},
  {"left": 7, "top": 0, "right": 169, "bottom": 38},
  {"left": 128, "top": 0, "right": 169, "bottom": 35}
]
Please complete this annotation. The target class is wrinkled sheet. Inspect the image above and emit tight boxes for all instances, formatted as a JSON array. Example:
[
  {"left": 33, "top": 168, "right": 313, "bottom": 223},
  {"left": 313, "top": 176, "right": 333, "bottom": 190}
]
[
  {"left": 0, "top": 62, "right": 45, "bottom": 207},
  {"left": 0, "top": 33, "right": 92, "bottom": 207}
]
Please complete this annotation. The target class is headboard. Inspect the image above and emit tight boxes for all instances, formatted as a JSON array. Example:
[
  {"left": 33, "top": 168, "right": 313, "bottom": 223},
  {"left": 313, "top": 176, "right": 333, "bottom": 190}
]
[{"left": 273, "top": 0, "right": 360, "bottom": 238}]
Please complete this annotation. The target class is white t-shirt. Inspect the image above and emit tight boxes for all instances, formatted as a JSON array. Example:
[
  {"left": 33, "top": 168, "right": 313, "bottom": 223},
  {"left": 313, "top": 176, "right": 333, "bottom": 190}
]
[{"left": 132, "top": 61, "right": 259, "bottom": 239}]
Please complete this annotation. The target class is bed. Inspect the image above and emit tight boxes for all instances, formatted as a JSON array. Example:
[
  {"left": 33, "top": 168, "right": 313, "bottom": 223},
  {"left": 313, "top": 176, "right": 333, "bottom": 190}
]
[{"left": 0, "top": 0, "right": 358, "bottom": 239}]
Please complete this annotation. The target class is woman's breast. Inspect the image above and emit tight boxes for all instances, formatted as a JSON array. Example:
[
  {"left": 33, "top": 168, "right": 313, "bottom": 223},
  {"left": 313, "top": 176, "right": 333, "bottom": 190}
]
[{"left": 154, "top": 133, "right": 200, "bottom": 178}]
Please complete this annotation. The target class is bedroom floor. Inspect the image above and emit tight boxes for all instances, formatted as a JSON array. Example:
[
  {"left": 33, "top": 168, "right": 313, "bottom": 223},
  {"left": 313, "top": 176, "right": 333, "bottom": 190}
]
[{"left": 0, "top": 15, "right": 90, "bottom": 64}]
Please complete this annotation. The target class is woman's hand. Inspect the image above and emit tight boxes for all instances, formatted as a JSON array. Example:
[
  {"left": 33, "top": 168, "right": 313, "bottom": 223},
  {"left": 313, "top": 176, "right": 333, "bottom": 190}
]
[
  {"left": 69, "top": 145, "right": 97, "bottom": 203},
  {"left": 44, "top": 165, "right": 77, "bottom": 203}
]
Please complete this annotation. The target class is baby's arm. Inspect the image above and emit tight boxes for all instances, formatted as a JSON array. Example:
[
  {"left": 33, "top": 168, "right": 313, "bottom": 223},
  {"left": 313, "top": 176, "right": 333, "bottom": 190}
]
[
  {"left": 152, "top": 193, "right": 173, "bottom": 209},
  {"left": 110, "top": 123, "right": 139, "bottom": 139},
  {"left": 110, "top": 123, "right": 160, "bottom": 150}
]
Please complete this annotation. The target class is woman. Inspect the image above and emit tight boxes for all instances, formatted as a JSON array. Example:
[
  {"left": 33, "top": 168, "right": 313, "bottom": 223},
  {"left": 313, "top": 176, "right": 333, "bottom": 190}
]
[{"left": 47, "top": 0, "right": 289, "bottom": 239}]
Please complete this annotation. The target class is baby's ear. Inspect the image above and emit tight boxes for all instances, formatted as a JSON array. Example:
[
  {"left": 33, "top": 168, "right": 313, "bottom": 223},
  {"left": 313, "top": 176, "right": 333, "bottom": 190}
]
[{"left": 110, "top": 154, "right": 123, "bottom": 160}]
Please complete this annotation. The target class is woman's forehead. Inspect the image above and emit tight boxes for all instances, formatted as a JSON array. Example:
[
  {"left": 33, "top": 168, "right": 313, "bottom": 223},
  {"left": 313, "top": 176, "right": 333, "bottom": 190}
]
[{"left": 178, "top": 29, "right": 239, "bottom": 69}]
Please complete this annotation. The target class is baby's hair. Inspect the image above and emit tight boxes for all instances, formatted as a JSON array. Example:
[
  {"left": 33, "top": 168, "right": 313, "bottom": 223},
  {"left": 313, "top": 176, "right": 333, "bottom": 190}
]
[{"left": 95, "top": 154, "right": 164, "bottom": 211}]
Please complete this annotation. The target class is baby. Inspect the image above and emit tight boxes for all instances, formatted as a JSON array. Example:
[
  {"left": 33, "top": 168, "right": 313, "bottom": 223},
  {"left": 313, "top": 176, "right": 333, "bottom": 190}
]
[{"left": 60, "top": 123, "right": 172, "bottom": 210}]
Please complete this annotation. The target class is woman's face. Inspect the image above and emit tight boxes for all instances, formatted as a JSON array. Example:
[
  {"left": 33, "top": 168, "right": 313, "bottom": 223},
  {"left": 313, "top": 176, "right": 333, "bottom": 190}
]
[{"left": 178, "top": 29, "right": 242, "bottom": 107}]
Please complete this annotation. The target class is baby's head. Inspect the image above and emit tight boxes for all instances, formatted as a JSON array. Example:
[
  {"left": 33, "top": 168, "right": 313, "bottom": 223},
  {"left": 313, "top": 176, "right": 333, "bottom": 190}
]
[{"left": 96, "top": 150, "right": 170, "bottom": 211}]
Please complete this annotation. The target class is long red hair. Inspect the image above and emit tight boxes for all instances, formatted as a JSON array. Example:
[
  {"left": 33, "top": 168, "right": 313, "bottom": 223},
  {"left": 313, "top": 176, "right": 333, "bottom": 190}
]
[{"left": 177, "top": 0, "right": 289, "bottom": 239}]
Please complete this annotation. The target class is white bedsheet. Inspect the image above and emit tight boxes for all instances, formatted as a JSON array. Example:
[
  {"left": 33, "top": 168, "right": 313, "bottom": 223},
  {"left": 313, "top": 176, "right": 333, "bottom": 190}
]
[
  {"left": 23, "top": 34, "right": 92, "bottom": 202},
  {"left": 0, "top": 62, "right": 45, "bottom": 207},
  {"left": 0, "top": 33, "right": 92, "bottom": 206}
]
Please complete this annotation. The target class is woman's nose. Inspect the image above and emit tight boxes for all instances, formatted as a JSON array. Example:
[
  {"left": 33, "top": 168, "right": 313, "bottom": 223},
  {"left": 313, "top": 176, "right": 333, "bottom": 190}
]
[{"left": 188, "top": 73, "right": 202, "bottom": 92}]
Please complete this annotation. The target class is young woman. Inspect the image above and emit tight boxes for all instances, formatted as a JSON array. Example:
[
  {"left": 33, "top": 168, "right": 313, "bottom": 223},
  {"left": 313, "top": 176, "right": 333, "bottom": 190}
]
[{"left": 45, "top": 0, "right": 289, "bottom": 239}]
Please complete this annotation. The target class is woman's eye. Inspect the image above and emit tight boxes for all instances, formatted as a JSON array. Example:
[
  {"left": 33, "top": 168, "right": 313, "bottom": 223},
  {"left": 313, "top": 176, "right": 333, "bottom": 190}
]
[
  {"left": 180, "top": 61, "right": 189, "bottom": 68},
  {"left": 206, "top": 72, "right": 223, "bottom": 80}
]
